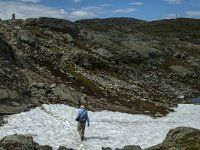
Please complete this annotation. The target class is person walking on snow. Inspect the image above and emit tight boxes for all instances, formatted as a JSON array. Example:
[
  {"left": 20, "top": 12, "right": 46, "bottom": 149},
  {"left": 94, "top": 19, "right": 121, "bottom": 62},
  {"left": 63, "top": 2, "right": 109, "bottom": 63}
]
[{"left": 76, "top": 105, "right": 89, "bottom": 141}]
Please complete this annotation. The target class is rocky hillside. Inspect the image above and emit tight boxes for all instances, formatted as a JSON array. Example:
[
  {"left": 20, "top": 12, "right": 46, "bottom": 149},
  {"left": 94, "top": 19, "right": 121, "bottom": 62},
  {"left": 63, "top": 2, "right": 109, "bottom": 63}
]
[{"left": 0, "top": 17, "right": 199, "bottom": 118}]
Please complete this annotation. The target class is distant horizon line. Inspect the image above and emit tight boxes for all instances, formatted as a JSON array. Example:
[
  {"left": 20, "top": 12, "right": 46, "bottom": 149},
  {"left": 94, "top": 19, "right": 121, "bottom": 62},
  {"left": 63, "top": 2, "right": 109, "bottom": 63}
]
[{"left": 1, "top": 16, "right": 199, "bottom": 22}]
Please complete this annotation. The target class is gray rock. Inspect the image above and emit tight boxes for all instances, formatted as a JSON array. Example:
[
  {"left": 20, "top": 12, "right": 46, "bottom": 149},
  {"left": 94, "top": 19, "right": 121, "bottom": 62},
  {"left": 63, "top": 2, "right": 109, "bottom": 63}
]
[
  {"left": 51, "top": 84, "right": 80, "bottom": 104},
  {"left": 116, "top": 145, "right": 142, "bottom": 150},
  {"left": 23, "top": 17, "right": 79, "bottom": 37},
  {"left": 92, "top": 48, "right": 114, "bottom": 59},
  {"left": 37, "top": 145, "right": 53, "bottom": 150},
  {"left": 102, "top": 146, "right": 141, "bottom": 150},
  {"left": 58, "top": 146, "right": 75, "bottom": 150},
  {"left": 50, "top": 83, "right": 57, "bottom": 88},
  {"left": 32, "top": 83, "right": 46, "bottom": 89},
  {"left": 17, "top": 30, "right": 39, "bottom": 46},
  {"left": 145, "top": 127, "right": 200, "bottom": 150},
  {"left": 0, "top": 39, "right": 15, "bottom": 62},
  {"left": 170, "top": 65, "right": 195, "bottom": 77},
  {"left": 64, "top": 33, "right": 74, "bottom": 43},
  {"left": 0, "top": 104, "right": 33, "bottom": 115},
  {"left": 0, "top": 89, "right": 19, "bottom": 101},
  {"left": 0, "top": 135, "right": 52, "bottom": 150},
  {"left": 102, "top": 148, "right": 112, "bottom": 150}
]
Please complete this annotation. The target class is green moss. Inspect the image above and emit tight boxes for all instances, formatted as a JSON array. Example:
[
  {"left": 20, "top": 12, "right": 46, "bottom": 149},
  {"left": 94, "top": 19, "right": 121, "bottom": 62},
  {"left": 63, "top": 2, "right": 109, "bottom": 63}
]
[
  {"left": 61, "top": 62, "right": 99, "bottom": 89},
  {"left": 176, "top": 46, "right": 200, "bottom": 58},
  {"left": 186, "top": 146, "right": 200, "bottom": 150},
  {"left": 28, "top": 27, "right": 44, "bottom": 38}
]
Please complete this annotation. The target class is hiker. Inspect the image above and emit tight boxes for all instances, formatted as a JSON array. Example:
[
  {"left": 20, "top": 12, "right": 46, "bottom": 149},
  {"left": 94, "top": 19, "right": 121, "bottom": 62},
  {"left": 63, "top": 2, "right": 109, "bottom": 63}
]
[
  {"left": 76, "top": 105, "right": 89, "bottom": 141},
  {"left": 12, "top": 13, "right": 15, "bottom": 20}
]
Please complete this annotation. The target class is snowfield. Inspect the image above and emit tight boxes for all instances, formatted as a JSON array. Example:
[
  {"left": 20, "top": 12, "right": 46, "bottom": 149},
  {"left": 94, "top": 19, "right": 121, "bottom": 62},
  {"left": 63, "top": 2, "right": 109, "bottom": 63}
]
[{"left": 0, "top": 104, "right": 200, "bottom": 150}]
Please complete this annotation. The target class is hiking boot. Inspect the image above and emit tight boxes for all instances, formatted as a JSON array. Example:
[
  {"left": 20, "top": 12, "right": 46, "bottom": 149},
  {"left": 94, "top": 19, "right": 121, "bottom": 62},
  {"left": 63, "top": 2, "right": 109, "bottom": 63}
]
[{"left": 81, "top": 136, "right": 84, "bottom": 141}]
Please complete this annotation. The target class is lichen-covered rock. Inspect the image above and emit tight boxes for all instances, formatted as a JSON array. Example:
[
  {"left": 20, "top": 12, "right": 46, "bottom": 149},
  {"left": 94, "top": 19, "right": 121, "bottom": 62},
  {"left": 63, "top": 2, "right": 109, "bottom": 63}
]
[
  {"left": 17, "top": 30, "right": 39, "bottom": 46},
  {"left": 145, "top": 127, "right": 200, "bottom": 150}
]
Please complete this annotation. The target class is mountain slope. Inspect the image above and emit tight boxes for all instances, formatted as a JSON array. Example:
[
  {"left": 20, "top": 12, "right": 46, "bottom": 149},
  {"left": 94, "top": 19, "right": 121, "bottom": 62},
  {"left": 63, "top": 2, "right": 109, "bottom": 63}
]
[{"left": 0, "top": 17, "right": 199, "bottom": 118}]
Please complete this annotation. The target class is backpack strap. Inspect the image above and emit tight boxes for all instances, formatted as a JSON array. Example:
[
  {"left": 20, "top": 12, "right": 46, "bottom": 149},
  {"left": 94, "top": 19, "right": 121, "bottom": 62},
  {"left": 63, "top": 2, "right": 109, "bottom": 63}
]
[{"left": 79, "top": 109, "right": 86, "bottom": 119}]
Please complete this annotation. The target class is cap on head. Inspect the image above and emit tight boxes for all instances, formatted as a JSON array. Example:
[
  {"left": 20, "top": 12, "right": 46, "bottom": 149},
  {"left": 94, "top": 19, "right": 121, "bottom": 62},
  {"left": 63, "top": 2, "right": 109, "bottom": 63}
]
[{"left": 80, "top": 105, "right": 85, "bottom": 108}]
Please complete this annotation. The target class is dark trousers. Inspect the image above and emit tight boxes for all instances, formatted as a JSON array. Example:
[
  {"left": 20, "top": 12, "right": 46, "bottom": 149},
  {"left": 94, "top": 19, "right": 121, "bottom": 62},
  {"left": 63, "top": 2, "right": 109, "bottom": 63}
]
[{"left": 77, "top": 122, "right": 86, "bottom": 138}]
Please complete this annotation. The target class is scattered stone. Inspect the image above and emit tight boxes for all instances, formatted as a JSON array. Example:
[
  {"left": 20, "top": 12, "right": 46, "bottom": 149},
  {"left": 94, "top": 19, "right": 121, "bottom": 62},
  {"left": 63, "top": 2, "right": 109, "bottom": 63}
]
[
  {"left": 32, "top": 83, "right": 46, "bottom": 89},
  {"left": 177, "top": 95, "right": 185, "bottom": 99},
  {"left": 173, "top": 51, "right": 186, "bottom": 59},
  {"left": 50, "top": 83, "right": 57, "bottom": 89}
]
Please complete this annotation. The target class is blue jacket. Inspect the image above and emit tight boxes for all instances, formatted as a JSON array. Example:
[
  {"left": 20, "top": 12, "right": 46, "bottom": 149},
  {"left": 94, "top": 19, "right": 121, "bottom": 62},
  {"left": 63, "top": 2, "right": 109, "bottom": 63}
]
[{"left": 76, "top": 108, "right": 89, "bottom": 124}]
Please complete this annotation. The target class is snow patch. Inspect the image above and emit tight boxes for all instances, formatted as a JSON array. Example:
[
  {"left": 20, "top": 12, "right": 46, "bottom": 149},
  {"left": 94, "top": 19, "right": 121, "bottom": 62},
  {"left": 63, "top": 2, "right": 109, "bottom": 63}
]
[{"left": 0, "top": 104, "right": 200, "bottom": 150}]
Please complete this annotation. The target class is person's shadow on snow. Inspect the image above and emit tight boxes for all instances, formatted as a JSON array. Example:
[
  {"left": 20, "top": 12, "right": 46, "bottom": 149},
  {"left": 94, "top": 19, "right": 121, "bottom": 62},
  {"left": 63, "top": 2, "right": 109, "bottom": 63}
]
[{"left": 86, "top": 136, "right": 109, "bottom": 141}]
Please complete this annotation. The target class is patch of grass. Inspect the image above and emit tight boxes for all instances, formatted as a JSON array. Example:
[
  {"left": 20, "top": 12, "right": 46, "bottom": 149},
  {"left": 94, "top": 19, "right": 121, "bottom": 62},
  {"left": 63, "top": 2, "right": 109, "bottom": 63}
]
[
  {"left": 176, "top": 46, "right": 200, "bottom": 58},
  {"left": 61, "top": 62, "right": 99, "bottom": 89},
  {"left": 29, "top": 27, "right": 45, "bottom": 38},
  {"left": 134, "top": 18, "right": 200, "bottom": 43}
]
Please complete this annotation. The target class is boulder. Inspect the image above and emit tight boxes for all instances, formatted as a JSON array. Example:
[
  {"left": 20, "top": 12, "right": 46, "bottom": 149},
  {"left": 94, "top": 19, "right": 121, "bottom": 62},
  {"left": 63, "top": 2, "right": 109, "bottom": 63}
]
[
  {"left": 102, "top": 146, "right": 141, "bottom": 150},
  {"left": 17, "top": 30, "right": 39, "bottom": 46},
  {"left": 58, "top": 146, "right": 75, "bottom": 150},
  {"left": 51, "top": 84, "right": 80, "bottom": 104},
  {"left": 170, "top": 65, "right": 195, "bottom": 77},
  {"left": 145, "top": 127, "right": 200, "bottom": 150},
  {"left": 0, "top": 135, "right": 52, "bottom": 150},
  {"left": 72, "top": 53, "right": 108, "bottom": 70},
  {"left": 64, "top": 33, "right": 74, "bottom": 43},
  {"left": 0, "top": 105, "right": 32, "bottom": 115},
  {"left": 0, "top": 89, "right": 20, "bottom": 101},
  {"left": 116, "top": 145, "right": 142, "bottom": 150},
  {"left": 0, "top": 89, "right": 33, "bottom": 115},
  {"left": 102, "top": 148, "right": 112, "bottom": 150},
  {"left": 23, "top": 17, "right": 79, "bottom": 37},
  {"left": 32, "top": 82, "right": 46, "bottom": 89},
  {"left": 0, "top": 39, "right": 15, "bottom": 62}
]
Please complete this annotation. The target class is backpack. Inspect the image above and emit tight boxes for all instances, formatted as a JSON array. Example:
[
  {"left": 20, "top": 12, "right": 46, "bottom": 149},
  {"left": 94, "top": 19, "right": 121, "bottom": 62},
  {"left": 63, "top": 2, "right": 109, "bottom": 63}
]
[{"left": 79, "top": 110, "right": 87, "bottom": 123}]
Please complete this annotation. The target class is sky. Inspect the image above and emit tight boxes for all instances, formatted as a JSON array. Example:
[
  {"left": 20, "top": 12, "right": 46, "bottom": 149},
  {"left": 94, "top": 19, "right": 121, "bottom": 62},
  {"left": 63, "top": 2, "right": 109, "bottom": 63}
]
[{"left": 0, "top": 0, "right": 199, "bottom": 21}]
